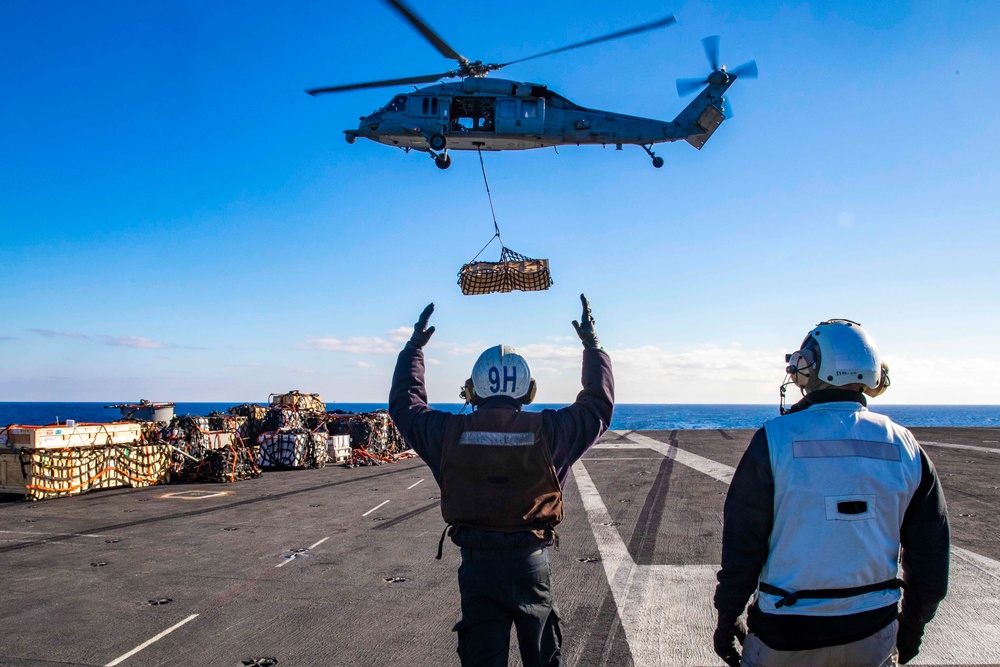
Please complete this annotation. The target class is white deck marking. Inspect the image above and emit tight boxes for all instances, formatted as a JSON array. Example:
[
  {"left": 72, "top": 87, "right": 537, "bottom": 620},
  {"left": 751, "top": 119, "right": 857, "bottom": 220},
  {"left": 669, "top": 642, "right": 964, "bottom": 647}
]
[
  {"left": 104, "top": 614, "right": 198, "bottom": 666},
  {"left": 275, "top": 555, "right": 297, "bottom": 568},
  {"left": 308, "top": 536, "right": 330, "bottom": 550},
  {"left": 920, "top": 440, "right": 1000, "bottom": 455},
  {"left": 575, "top": 431, "right": 1000, "bottom": 665},
  {"left": 407, "top": 478, "right": 425, "bottom": 489},
  {"left": 573, "top": 460, "right": 721, "bottom": 665},
  {"left": 596, "top": 432, "right": 734, "bottom": 484},
  {"left": 362, "top": 499, "right": 389, "bottom": 516}
]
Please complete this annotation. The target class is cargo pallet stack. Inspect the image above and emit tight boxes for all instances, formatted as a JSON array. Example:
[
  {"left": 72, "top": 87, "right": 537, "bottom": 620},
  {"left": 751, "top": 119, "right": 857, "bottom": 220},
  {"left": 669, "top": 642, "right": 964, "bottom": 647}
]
[
  {"left": 255, "top": 391, "right": 329, "bottom": 470},
  {"left": 324, "top": 409, "right": 407, "bottom": 467},
  {"left": 0, "top": 422, "right": 170, "bottom": 501},
  {"left": 164, "top": 413, "right": 260, "bottom": 483}
]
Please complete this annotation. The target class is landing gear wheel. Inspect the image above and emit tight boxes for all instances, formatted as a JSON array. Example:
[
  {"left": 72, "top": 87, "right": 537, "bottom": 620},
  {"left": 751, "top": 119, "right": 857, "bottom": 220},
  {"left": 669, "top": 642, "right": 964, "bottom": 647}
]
[
  {"left": 652, "top": 156, "right": 664, "bottom": 169},
  {"left": 345, "top": 134, "right": 357, "bottom": 145},
  {"left": 429, "top": 133, "right": 447, "bottom": 151},
  {"left": 435, "top": 154, "right": 452, "bottom": 170}
]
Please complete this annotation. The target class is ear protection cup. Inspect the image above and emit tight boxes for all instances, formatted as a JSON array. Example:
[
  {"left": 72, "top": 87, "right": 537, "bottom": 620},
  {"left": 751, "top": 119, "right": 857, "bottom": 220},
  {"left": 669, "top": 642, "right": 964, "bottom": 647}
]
[
  {"left": 786, "top": 346, "right": 818, "bottom": 389},
  {"left": 462, "top": 378, "right": 481, "bottom": 406},
  {"left": 864, "top": 362, "right": 891, "bottom": 398},
  {"left": 520, "top": 378, "right": 537, "bottom": 405}
]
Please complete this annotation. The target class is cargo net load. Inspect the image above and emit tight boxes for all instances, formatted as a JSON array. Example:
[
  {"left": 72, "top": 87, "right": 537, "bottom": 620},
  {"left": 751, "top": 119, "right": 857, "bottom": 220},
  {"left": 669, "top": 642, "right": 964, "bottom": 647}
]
[
  {"left": 163, "top": 414, "right": 261, "bottom": 483},
  {"left": 253, "top": 391, "right": 330, "bottom": 470},
  {"left": 325, "top": 409, "right": 412, "bottom": 467},
  {"left": 459, "top": 246, "right": 553, "bottom": 296},
  {"left": 1, "top": 423, "right": 170, "bottom": 501},
  {"left": 458, "top": 148, "right": 552, "bottom": 296}
]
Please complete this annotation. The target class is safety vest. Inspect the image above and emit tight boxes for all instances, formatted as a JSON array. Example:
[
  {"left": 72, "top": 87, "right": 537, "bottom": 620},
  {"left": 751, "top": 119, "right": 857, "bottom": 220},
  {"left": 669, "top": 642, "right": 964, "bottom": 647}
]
[
  {"left": 439, "top": 407, "right": 562, "bottom": 536},
  {"left": 757, "top": 402, "right": 923, "bottom": 615}
]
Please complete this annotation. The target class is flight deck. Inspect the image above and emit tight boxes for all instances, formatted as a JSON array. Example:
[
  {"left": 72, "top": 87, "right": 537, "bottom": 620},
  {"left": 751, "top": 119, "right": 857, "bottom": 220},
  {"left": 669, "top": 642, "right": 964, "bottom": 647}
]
[{"left": 1, "top": 427, "right": 997, "bottom": 666}]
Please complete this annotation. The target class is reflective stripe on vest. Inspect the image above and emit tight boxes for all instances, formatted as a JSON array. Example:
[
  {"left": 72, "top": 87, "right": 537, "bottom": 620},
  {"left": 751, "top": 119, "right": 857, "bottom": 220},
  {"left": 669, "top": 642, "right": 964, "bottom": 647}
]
[
  {"left": 458, "top": 431, "right": 535, "bottom": 447},
  {"left": 758, "top": 402, "right": 923, "bottom": 616}
]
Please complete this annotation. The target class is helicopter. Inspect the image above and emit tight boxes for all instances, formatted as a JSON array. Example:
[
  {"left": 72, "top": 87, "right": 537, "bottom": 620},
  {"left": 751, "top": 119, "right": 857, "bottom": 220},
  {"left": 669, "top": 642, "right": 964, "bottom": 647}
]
[{"left": 307, "top": 0, "right": 757, "bottom": 170}]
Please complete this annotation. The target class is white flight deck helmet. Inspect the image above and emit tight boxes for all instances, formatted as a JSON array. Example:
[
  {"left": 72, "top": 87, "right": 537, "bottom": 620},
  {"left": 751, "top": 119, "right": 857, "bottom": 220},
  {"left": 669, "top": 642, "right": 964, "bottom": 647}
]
[
  {"left": 463, "top": 345, "right": 537, "bottom": 406},
  {"left": 785, "top": 319, "right": 890, "bottom": 398}
]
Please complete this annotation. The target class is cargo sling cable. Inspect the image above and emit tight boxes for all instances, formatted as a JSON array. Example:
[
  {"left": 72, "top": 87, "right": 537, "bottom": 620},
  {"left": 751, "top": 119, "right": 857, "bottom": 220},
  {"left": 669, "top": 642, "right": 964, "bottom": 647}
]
[{"left": 456, "top": 149, "right": 553, "bottom": 295}]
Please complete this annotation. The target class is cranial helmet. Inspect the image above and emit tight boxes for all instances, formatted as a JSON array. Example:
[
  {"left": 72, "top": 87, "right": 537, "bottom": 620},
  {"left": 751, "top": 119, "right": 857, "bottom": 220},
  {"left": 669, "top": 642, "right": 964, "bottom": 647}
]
[
  {"left": 785, "top": 319, "right": 890, "bottom": 398},
  {"left": 463, "top": 345, "right": 537, "bottom": 406}
]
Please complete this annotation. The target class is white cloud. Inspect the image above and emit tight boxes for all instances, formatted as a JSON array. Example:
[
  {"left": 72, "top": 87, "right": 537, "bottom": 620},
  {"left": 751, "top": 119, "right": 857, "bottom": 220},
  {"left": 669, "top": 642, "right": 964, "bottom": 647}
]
[
  {"left": 31, "top": 328, "right": 88, "bottom": 339},
  {"left": 99, "top": 335, "right": 168, "bottom": 349},
  {"left": 304, "top": 324, "right": 419, "bottom": 355},
  {"left": 303, "top": 336, "right": 400, "bottom": 354},
  {"left": 387, "top": 326, "right": 412, "bottom": 344}
]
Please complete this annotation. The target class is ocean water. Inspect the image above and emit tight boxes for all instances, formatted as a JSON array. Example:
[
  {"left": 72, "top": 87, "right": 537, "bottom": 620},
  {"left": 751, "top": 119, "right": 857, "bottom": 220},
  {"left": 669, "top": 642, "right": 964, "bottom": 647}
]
[{"left": 1, "top": 402, "right": 998, "bottom": 431}]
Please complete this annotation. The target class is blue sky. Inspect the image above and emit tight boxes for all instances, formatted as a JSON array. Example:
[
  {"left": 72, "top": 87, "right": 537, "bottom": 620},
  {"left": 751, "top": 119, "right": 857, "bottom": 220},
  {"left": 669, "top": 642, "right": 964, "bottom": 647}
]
[{"left": 2, "top": 0, "right": 998, "bottom": 404}]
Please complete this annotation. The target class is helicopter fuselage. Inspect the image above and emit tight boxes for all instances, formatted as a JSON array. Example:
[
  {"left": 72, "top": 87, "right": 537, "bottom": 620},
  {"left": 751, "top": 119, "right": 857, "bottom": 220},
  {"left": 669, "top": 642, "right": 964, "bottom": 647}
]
[{"left": 344, "top": 76, "right": 733, "bottom": 162}]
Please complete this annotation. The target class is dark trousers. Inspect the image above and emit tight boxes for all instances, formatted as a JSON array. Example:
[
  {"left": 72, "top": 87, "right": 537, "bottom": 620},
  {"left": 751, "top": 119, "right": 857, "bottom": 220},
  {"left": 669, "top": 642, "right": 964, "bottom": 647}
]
[{"left": 453, "top": 546, "right": 562, "bottom": 667}]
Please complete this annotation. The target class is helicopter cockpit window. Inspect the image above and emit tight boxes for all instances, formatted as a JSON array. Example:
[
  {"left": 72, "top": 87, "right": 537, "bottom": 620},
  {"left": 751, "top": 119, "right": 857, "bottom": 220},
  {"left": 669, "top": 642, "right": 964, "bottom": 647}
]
[
  {"left": 521, "top": 100, "right": 539, "bottom": 119},
  {"left": 386, "top": 95, "right": 407, "bottom": 112},
  {"left": 497, "top": 99, "right": 516, "bottom": 118}
]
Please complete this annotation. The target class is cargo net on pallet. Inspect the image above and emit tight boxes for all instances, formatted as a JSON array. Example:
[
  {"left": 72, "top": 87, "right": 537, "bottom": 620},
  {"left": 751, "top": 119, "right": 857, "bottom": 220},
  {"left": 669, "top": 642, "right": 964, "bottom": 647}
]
[
  {"left": 253, "top": 391, "right": 330, "bottom": 470},
  {"left": 256, "top": 430, "right": 328, "bottom": 469},
  {"left": 269, "top": 390, "right": 326, "bottom": 414},
  {"left": 0, "top": 422, "right": 170, "bottom": 500},
  {"left": 17, "top": 439, "right": 170, "bottom": 501},
  {"left": 227, "top": 403, "right": 268, "bottom": 446},
  {"left": 458, "top": 246, "right": 553, "bottom": 296},
  {"left": 163, "top": 414, "right": 260, "bottom": 483},
  {"left": 325, "top": 410, "right": 411, "bottom": 467}
]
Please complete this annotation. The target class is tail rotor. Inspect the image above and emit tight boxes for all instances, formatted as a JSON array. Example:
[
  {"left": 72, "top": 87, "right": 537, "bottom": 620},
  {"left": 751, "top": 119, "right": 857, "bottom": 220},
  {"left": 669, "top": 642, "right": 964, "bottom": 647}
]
[{"left": 675, "top": 35, "right": 758, "bottom": 108}]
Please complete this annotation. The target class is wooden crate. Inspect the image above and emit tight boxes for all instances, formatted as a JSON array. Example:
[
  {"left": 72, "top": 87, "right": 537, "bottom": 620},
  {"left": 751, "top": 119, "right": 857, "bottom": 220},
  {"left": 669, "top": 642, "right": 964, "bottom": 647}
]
[{"left": 0, "top": 423, "right": 143, "bottom": 450}]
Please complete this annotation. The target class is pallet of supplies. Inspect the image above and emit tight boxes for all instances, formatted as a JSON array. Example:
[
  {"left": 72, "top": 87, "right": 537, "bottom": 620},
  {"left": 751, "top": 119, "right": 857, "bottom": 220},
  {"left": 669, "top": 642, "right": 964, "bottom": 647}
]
[
  {"left": 0, "top": 423, "right": 170, "bottom": 500},
  {"left": 256, "top": 430, "right": 328, "bottom": 469}
]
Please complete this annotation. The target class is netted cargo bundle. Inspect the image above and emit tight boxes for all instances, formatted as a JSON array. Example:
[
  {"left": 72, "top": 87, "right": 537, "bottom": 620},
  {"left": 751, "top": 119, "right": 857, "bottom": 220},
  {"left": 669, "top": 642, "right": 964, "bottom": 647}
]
[
  {"left": 325, "top": 410, "right": 408, "bottom": 466},
  {"left": 256, "top": 430, "right": 328, "bottom": 469},
  {"left": 227, "top": 404, "right": 268, "bottom": 443},
  {"left": 15, "top": 440, "right": 170, "bottom": 501},
  {"left": 171, "top": 437, "right": 261, "bottom": 483},
  {"left": 261, "top": 407, "right": 303, "bottom": 432},
  {"left": 458, "top": 247, "right": 553, "bottom": 296},
  {"left": 163, "top": 415, "right": 210, "bottom": 438},
  {"left": 269, "top": 390, "right": 326, "bottom": 414},
  {"left": 161, "top": 414, "right": 259, "bottom": 482},
  {"left": 208, "top": 411, "right": 245, "bottom": 433}
]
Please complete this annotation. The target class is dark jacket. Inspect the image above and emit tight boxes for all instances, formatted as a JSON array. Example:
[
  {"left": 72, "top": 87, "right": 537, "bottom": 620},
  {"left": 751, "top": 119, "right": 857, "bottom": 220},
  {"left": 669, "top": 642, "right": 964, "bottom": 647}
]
[
  {"left": 714, "top": 389, "right": 950, "bottom": 651},
  {"left": 389, "top": 342, "right": 614, "bottom": 549}
]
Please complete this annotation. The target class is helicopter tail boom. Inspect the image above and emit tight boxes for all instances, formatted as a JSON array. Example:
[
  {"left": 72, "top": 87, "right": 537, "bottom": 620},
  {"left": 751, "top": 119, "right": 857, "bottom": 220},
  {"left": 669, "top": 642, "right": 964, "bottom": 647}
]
[{"left": 669, "top": 81, "right": 734, "bottom": 150}]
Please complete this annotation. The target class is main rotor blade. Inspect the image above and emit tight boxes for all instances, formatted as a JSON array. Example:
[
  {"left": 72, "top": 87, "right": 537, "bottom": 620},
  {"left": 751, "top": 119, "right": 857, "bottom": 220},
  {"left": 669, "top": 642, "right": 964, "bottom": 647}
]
[
  {"left": 729, "top": 60, "right": 758, "bottom": 79},
  {"left": 702, "top": 35, "right": 721, "bottom": 71},
  {"left": 499, "top": 14, "right": 676, "bottom": 67},
  {"left": 306, "top": 72, "right": 451, "bottom": 96},
  {"left": 676, "top": 77, "right": 708, "bottom": 96},
  {"left": 382, "top": 0, "right": 467, "bottom": 64}
]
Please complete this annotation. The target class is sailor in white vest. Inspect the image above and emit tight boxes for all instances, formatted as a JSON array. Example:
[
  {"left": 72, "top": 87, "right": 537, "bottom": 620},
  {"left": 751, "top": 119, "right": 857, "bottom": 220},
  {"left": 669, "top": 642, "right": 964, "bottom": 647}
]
[{"left": 713, "top": 320, "right": 950, "bottom": 667}]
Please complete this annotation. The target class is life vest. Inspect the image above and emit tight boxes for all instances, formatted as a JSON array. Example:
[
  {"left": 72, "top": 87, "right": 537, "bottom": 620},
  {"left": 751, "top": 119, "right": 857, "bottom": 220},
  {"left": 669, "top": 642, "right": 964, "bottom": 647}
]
[
  {"left": 439, "top": 407, "right": 562, "bottom": 537},
  {"left": 757, "top": 402, "right": 923, "bottom": 616}
]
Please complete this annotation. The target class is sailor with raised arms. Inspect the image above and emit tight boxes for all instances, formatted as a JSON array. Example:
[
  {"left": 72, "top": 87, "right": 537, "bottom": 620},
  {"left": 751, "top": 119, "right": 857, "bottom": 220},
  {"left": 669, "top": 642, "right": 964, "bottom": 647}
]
[{"left": 389, "top": 295, "right": 614, "bottom": 667}]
